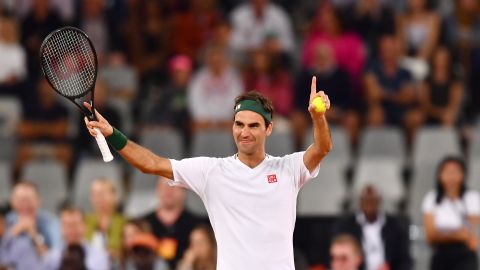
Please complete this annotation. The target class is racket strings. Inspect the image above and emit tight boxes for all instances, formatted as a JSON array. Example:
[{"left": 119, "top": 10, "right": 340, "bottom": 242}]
[{"left": 41, "top": 29, "right": 96, "bottom": 98}]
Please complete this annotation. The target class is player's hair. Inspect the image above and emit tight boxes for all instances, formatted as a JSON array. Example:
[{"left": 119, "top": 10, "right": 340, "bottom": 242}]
[
  {"left": 331, "top": 234, "right": 363, "bottom": 257},
  {"left": 435, "top": 155, "right": 467, "bottom": 204},
  {"left": 234, "top": 91, "right": 274, "bottom": 127}
]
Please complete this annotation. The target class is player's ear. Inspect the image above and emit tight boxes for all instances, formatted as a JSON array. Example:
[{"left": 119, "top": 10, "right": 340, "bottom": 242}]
[{"left": 266, "top": 121, "right": 273, "bottom": 136}]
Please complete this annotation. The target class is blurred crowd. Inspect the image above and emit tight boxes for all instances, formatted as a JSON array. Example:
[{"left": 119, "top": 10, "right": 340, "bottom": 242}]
[{"left": 1, "top": 0, "right": 480, "bottom": 269}]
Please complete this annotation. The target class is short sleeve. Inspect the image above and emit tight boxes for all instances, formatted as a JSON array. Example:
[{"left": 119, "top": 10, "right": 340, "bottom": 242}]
[
  {"left": 169, "top": 157, "right": 213, "bottom": 197},
  {"left": 464, "top": 191, "right": 480, "bottom": 216},
  {"left": 422, "top": 191, "right": 436, "bottom": 214},
  {"left": 283, "top": 151, "right": 320, "bottom": 189}
]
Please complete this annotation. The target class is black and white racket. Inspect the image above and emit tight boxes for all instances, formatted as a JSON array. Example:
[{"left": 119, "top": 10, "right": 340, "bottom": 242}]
[{"left": 39, "top": 26, "right": 113, "bottom": 162}]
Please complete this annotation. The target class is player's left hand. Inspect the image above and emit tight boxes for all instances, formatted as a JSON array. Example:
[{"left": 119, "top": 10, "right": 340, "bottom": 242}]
[{"left": 308, "top": 76, "right": 330, "bottom": 117}]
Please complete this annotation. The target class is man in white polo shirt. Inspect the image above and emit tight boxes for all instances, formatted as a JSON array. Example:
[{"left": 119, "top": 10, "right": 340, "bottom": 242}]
[{"left": 84, "top": 76, "right": 332, "bottom": 269}]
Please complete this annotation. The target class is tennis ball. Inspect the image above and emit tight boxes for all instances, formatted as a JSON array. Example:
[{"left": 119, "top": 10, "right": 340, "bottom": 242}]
[{"left": 312, "top": 96, "right": 326, "bottom": 113}]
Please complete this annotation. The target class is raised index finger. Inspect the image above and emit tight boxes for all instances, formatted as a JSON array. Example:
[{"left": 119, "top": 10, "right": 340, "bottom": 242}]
[{"left": 310, "top": 76, "right": 317, "bottom": 99}]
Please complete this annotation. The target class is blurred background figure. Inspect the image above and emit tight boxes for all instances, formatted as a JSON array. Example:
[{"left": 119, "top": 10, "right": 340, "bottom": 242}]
[
  {"left": 0, "top": 16, "right": 26, "bottom": 97},
  {"left": 187, "top": 45, "right": 243, "bottom": 132},
  {"left": 334, "top": 185, "right": 412, "bottom": 270},
  {"left": 15, "top": 78, "right": 71, "bottom": 173},
  {"left": 141, "top": 179, "right": 200, "bottom": 269},
  {"left": 330, "top": 234, "right": 363, "bottom": 270},
  {"left": 177, "top": 224, "right": 216, "bottom": 270},
  {"left": 124, "top": 232, "right": 169, "bottom": 270},
  {"left": 6, "top": 181, "right": 61, "bottom": 251},
  {"left": 422, "top": 156, "right": 479, "bottom": 270},
  {"left": 419, "top": 46, "right": 464, "bottom": 127},
  {"left": 43, "top": 207, "right": 110, "bottom": 270},
  {"left": 0, "top": 205, "right": 41, "bottom": 269},
  {"left": 85, "top": 178, "right": 125, "bottom": 261}
]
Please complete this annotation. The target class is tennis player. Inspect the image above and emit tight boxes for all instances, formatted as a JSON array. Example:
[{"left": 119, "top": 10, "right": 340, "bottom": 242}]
[{"left": 84, "top": 76, "right": 332, "bottom": 269}]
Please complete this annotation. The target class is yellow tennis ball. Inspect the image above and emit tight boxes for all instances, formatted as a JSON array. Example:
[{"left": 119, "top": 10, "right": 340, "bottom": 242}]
[{"left": 312, "top": 96, "right": 326, "bottom": 113}]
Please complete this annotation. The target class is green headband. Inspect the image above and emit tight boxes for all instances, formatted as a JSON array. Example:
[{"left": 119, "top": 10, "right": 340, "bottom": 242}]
[{"left": 234, "top": 99, "right": 272, "bottom": 123}]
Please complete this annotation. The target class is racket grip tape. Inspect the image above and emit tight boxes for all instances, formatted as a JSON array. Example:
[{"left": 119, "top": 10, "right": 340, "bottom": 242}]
[{"left": 94, "top": 127, "right": 114, "bottom": 162}]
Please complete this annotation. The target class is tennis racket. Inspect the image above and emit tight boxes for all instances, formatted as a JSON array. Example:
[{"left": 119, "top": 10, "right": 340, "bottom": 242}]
[{"left": 39, "top": 26, "right": 114, "bottom": 162}]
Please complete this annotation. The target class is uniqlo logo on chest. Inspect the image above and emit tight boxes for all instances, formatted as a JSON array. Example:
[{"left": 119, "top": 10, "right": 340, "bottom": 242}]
[{"left": 267, "top": 174, "right": 277, "bottom": 183}]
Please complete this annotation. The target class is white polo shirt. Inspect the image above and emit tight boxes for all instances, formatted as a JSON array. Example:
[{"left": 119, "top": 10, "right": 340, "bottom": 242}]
[{"left": 169, "top": 152, "right": 319, "bottom": 270}]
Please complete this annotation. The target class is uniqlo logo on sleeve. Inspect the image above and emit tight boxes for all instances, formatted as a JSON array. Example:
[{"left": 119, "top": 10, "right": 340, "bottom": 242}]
[{"left": 267, "top": 174, "right": 277, "bottom": 183}]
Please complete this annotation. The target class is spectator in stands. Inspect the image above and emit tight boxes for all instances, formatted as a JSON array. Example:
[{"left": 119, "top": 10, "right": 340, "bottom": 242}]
[
  {"left": 6, "top": 181, "right": 61, "bottom": 254},
  {"left": 364, "top": 35, "right": 422, "bottom": 144},
  {"left": 177, "top": 224, "right": 216, "bottom": 270},
  {"left": 21, "top": 0, "right": 62, "bottom": 79},
  {"left": 142, "top": 178, "right": 199, "bottom": 269},
  {"left": 85, "top": 178, "right": 125, "bottom": 260},
  {"left": 243, "top": 48, "right": 293, "bottom": 130},
  {"left": 293, "top": 42, "right": 359, "bottom": 149},
  {"left": 142, "top": 54, "right": 192, "bottom": 146},
  {"left": 345, "top": 0, "right": 395, "bottom": 54},
  {"left": 0, "top": 16, "right": 27, "bottom": 97},
  {"left": 422, "top": 156, "right": 479, "bottom": 270},
  {"left": 419, "top": 46, "right": 463, "bottom": 127},
  {"left": 124, "top": 233, "right": 169, "bottom": 270},
  {"left": 330, "top": 234, "right": 363, "bottom": 270},
  {"left": 43, "top": 207, "right": 110, "bottom": 270},
  {"left": 230, "top": 0, "right": 295, "bottom": 61},
  {"left": 187, "top": 45, "right": 243, "bottom": 132},
  {"left": 396, "top": 0, "right": 440, "bottom": 60},
  {"left": 15, "top": 78, "right": 71, "bottom": 172},
  {"left": 334, "top": 185, "right": 412, "bottom": 270},
  {"left": 301, "top": 3, "right": 366, "bottom": 92},
  {"left": 443, "top": 0, "right": 480, "bottom": 122},
  {"left": 0, "top": 205, "right": 42, "bottom": 269},
  {"left": 122, "top": 220, "right": 151, "bottom": 254}
]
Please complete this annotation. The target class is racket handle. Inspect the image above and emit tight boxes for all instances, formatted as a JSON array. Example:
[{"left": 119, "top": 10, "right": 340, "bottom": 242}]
[{"left": 93, "top": 127, "right": 114, "bottom": 162}]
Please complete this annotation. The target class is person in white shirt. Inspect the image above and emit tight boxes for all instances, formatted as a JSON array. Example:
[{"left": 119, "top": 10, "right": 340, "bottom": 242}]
[
  {"left": 0, "top": 17, "right": 26, "bottom": 86},
  {"left": 422, "top": 156, "right": 480, "bottom": 270},
  {"left": 83, "top": 76, "right": 332, "bottom": 270}
]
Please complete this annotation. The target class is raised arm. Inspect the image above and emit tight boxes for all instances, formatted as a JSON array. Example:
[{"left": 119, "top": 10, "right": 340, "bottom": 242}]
[
  {"left": 83, "top": 102, "right": 173, "bottom": 179},
  {"left": 303, "top": 76, "right": 333, "bottom": 173}
]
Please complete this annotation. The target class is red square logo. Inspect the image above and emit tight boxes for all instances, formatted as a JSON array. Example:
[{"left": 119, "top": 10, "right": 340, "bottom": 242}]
[{"left": 267, "top": 174, "right": 277, "bottom": 183}]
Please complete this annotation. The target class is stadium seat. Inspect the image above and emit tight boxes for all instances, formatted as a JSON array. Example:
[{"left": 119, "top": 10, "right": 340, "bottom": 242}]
[
  {"left": 139, "top": 128, "right": 184, "bottom": 160},
  {"left": 185, "top": 190, "right": 208, "bottom": 217},
  {"left": 191, "top": 129, "right": 235, "bottom": 157},
  {"left": 21, "top": 159, "right": 68, "bottom": 213},
  {"left": 470, "top": 128, "right": 480, "bottom": 159},
  {"left": 297, "top": 160, "right": 346, "bottom": 216},
  {"left": 408, "top": 162, "right": 438, "bottom": 225},
  {"left": 303, "top": 126, "right": 351, "bottom": 169},
  {"left": 73, "top": 159, "right": 123, "bottom": 211},
  {"left": 124, "top": 170, "right": 159, "bottom": 218},
  {"left": 266, "top": 132, "right": 294, "bottom": 157},
  {"left": 352, "top": 158, "right": 404, "bottom": 213},
  {"left": 0, "top": 96, "right": 21, "bottom": 137},
  {"left": 0, "top": 161, "right": 12, "bottom": 204},
  {"left": 412, "top": 127, "right": 461, "bottom": 166},
  {"left": 0, "top": 136, "right": 16, "bottom": 162},
  {"left": 358, "top": 126, "right": 406, "bottom": 164},
  {"left": 467, "top": 157, "right": 480, "bottom": 191}
]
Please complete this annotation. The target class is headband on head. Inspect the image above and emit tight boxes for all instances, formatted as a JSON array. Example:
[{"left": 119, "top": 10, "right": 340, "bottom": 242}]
[{"left": 234, "top": 99, "right": 272, "bottom": 123}]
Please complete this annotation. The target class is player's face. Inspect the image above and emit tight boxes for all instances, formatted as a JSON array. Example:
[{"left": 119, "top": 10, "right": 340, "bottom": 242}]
[
  {"left": 233, "top": 111, "right": 272, "bottom": 156},
  {"left": 330, "top": 244, "right": 362, "bottom": 270}
]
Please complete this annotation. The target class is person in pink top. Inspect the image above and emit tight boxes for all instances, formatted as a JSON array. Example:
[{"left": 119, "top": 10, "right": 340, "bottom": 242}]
[{"left": 301, "top": 3, "right": 366, "bottom": 92}]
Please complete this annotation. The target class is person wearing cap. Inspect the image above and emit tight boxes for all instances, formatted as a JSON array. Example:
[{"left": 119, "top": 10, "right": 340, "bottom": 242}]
[
  {"left": 84, "top": 76, "right": 332, "bottom": 270},
  {"left": 125, "top": 233, "right": 169, "bottom": 270}
]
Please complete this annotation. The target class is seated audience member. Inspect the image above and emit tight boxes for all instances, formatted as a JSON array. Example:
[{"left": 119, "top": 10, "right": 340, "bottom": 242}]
[
  {"left": 364, "top": 35, "right": 422, "bottom": 143},
  {"left": 43, "top": 207, "right": 110, "bottom": 270},
  {"left": 423, "top": 156, "right": 479, "bottom": 270},
  {"left": 85, "top": 178, "right": 125, "bottom": 259},
  {"left": 396, "top": 0, "right": 440, "bottom": 60},
  {"left": 142, "top": 55, "right": 193, "bottom": 145},
  {"left": 177, "top": 224, "right": 216, "bottom": 270},
  {"left": 125, "top": 233, "right": 169, "bottom": 270},
  {"left": 330, "top": 234, "right": 363, "bottom": 270},
  {"left": 0, "top": 205, "right": 41, "bottom": 269},
  {"left": 293, "top": 42, "right": 359, "bottom": 149},
  {"left": 6, "top": 181, "right": 61, "bottom": 252},
  {"left": 15, "top": 78, "right": 71, "bottom": 172},
  {"left": 334, "top": 185, "right": 412, "bottom": 270},
  {"left": 187, "top": 45, "right": 243, "bottom": 132},
  {"left": 0, "top": 16, "right": 27, "bottom": 97},
  {"left": 142, "top": 179, "right": 199, "bottom": 269},
  {"left": 419, "top": 47, "right": 463, "bottom": 127}
]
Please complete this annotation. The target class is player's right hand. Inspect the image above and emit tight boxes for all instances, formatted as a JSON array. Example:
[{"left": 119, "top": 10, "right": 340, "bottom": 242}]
[{"left": 83, "top": 102, "right": 113, "bottom": 137}]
